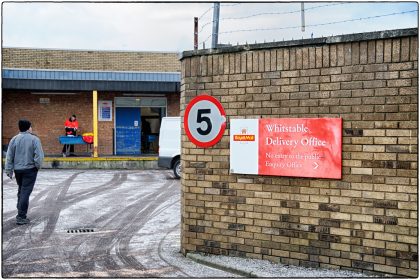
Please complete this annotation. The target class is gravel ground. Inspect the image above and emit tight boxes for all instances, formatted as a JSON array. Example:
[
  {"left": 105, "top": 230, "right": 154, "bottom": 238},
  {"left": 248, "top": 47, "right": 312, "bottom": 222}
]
[{"left": 188, "top": 253, "right": 375, "bottom": 278}]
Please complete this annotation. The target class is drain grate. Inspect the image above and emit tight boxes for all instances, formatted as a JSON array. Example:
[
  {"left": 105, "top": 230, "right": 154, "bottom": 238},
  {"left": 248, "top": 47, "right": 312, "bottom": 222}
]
[{"left": 67, "top": 228, "right": 95, "bottom": 234}]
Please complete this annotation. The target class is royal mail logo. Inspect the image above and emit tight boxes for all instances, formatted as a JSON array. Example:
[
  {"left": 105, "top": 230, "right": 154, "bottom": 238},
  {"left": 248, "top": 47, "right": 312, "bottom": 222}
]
[
  {"left": 234, "top": 134, "right": 255, "bottom": 141},
  {"left": 233, "top": 128, "right": 255, "bottom": 141}
]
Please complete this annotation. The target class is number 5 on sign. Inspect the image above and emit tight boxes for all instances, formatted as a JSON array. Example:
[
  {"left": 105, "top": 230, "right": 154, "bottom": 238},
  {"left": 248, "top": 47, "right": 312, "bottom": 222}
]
[{"left": 184, "top": 95, "right": 226, "bottom": 148}]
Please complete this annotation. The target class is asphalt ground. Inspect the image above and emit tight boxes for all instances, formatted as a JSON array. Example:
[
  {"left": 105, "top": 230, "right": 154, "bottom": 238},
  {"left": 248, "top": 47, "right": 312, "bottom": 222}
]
[
  {"left": 2, "top": 169, "right": 373, "bottom": 278},
  {"left": 2, "top": 169, "right": 236, "bottom": 278}
]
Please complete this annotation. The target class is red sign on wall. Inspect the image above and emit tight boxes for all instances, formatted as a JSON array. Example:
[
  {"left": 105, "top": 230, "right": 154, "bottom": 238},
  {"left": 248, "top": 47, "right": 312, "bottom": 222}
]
[{"left": 230, "top": 118, "right": 342, "bottom": 179}]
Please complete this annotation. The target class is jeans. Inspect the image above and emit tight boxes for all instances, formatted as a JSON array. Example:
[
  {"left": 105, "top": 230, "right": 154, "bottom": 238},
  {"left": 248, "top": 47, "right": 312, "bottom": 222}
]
[{"left": 14, "top": 167, "right": 38, "bottom": 219}]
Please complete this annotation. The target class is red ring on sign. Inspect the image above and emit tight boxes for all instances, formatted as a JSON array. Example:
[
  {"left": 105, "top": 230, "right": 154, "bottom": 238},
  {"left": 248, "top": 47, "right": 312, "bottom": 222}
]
[{"left": 184, "top": 94, "right": 226, "bottom": 148}]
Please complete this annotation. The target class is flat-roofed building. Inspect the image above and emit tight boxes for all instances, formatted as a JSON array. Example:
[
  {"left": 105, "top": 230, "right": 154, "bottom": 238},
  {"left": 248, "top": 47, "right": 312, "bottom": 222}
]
[{"left": 2, "top": 47, "right": 181, "bottom": 156}]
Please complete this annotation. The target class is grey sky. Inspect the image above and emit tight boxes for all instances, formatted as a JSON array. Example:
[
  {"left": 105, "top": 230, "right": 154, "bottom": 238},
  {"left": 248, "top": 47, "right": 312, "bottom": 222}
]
[{"left": 2, "top": 1, "right": 418, "bottom": 52}]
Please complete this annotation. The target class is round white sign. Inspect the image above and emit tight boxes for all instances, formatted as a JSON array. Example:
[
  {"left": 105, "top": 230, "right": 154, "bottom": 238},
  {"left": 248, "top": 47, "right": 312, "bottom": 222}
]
[{"left": 184, "top": 95, "right": 226, "bottom": 148}]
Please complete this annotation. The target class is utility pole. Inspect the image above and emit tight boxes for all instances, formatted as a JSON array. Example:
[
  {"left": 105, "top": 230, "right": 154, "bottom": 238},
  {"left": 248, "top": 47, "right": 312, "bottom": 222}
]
[
  {"left": 301, "top": 2, "right": 305, "bottom": 32},
  {"left": 211, "top": 2, "right": 220, "bottom": 49},
  {"left": 194, "top": 17, "right": 198, "bottom": 50}
]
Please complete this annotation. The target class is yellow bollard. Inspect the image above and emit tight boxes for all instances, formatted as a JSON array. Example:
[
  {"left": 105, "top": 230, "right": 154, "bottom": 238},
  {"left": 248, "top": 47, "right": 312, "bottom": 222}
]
[{"left": 93, "top": 90, "right": 98, "bottom": 158}]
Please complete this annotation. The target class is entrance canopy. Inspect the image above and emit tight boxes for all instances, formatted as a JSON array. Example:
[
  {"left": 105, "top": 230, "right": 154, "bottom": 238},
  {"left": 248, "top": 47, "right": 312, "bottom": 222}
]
[{"left": 2, "top": 68, "right": 180, "bottom": 93}]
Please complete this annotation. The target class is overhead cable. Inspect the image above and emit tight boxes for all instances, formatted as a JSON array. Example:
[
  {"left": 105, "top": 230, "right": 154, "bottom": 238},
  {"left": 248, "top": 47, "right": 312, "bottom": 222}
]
[
  {"left": 199, "top": 2, "right": 347, "bottom": 34},
  {"left": 221, "top": 3, "right": 242, "bottom": 7},
  {"left": 198, "top": 5, "right": 213, "bottom": 20},
  {"left": 221, "top": 2, "right": 345, "bottom": 21},
  {"left": 200, "top": 9, "right": 418, "bottom": 45}
]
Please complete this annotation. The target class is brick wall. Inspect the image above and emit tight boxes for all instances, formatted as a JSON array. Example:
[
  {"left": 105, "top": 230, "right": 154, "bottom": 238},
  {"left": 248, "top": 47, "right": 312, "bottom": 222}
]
[
  {"left": 2, "top": 92, "right": 179, "bottom": 155},
  {"left": 2, "top": 47, "right": 181, "bottom": 72},
  {"left": 180, "top": 29, "right": 418, "bottom": 277},
  {"left": 167, "top": 92, "right": 181, "bottom": 116},
  {"left": 3, "top": 91, "right": 94, "bottom": 155}
]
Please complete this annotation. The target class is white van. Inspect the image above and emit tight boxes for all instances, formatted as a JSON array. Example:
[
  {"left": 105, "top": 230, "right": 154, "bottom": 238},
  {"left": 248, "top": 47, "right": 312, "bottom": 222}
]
[{"left": 158, "top": 117, "right": 181, "bottom": 178}]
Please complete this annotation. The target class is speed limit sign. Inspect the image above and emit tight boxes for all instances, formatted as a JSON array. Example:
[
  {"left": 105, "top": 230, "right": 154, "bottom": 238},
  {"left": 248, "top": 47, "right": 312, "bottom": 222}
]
[{"left": 184, "top": 95, "right": 226, "bottom": 148}]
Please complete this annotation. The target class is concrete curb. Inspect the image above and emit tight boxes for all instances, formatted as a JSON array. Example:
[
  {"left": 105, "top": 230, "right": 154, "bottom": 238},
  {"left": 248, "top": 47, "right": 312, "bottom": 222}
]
[
  {"left": 186, "top": 253, "right": 258, "bottom": 278},
  {"left": 38, "top": 157, "right": 159, "bottom": 169},
  {"left": 44, "top": 157, "right": 158, "bottom": 161}
]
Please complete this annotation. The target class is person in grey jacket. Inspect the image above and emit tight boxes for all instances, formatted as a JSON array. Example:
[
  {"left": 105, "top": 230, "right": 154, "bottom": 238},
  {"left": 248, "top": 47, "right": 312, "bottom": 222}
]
[{"left": 5, "top": 120, "right": 44, "bottom": 225}]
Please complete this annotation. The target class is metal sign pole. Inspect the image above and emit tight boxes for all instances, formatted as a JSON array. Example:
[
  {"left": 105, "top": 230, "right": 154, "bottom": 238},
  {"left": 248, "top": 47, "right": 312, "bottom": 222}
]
[
  {"left": 194, "top": 17, "right": 198, "bottom": 50},
  {"left": 211, "top": 2, "right": 220, "bottom": 49}
]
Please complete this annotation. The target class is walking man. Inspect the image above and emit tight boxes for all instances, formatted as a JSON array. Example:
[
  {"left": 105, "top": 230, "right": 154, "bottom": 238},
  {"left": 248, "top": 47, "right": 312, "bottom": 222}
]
[{"left": 5, "top": 120, "right": 44, "bottom": 225}]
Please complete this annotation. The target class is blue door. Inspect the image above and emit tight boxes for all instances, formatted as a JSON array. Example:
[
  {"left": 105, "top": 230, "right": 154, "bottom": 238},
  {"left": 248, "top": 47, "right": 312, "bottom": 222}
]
[{"left": 116, "top": 107, "right": 141, "bottom": 155}]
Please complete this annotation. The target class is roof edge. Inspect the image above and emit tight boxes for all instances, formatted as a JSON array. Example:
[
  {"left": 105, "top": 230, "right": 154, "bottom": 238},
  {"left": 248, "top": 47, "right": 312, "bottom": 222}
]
[
  {"left": 181, "top": 28, "right": 418, "bottom": 59},
  {"left": 2, "top": 68, "right": 181, "bottom": 75},
  {"left": 2, "top": 46, "right": 180, "bottom": 55}
]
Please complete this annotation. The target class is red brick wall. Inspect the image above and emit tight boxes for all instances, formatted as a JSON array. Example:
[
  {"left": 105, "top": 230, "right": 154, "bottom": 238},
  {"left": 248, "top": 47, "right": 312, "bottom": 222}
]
[
  {"left": 167, "top": 92, "right": 181, "bottom": 116},
  {"left": 2, "top": 91, "right": 180, "bottom": 155},
  {"left": 97, "top": 92, "right": 117, "bottom": 155},
  {"left": 3, "top": 91, "right": 93, "bottom": 155}
]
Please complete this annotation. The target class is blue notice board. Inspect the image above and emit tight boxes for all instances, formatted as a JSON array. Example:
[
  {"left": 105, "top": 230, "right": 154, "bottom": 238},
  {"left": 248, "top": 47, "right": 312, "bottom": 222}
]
[{"left": 99, "top": 100, "right": 113, "bottom": 121}]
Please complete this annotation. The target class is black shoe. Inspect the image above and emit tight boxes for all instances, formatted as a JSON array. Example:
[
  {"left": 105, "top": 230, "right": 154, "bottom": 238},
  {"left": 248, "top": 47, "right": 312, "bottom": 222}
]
[{"left": 16, "top": 217, "right": 30, "bottom": 225}]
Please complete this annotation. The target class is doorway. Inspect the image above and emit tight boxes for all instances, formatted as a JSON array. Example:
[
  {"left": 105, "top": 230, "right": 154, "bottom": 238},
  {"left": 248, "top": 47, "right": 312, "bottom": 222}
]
[
  {"left": 115, "top": 107, "right": 141, "bottom": 155},
  {"left": 114, "top": 97, "right": 167, "bottom": 156}
]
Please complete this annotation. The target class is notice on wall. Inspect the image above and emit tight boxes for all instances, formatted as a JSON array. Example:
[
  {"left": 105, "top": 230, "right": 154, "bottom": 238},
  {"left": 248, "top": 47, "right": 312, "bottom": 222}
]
[
  {"left": 98, "top": 100, "right": 113, "bottom": 121},
  {"left": 230, "top": 118, "right": 342, "bottom": 179}
]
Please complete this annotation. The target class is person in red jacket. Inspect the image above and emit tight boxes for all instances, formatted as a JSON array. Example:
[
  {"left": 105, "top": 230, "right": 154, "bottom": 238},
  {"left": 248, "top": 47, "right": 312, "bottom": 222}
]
[{"left": 62, "top": 115, "right": 79, "bottom": 157}]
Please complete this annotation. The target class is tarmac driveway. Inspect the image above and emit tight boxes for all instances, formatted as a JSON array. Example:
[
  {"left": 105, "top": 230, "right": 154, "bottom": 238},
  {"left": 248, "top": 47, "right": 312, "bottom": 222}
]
[{"left": 2, "top": 169, "right": 235, "bottom": 277}]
